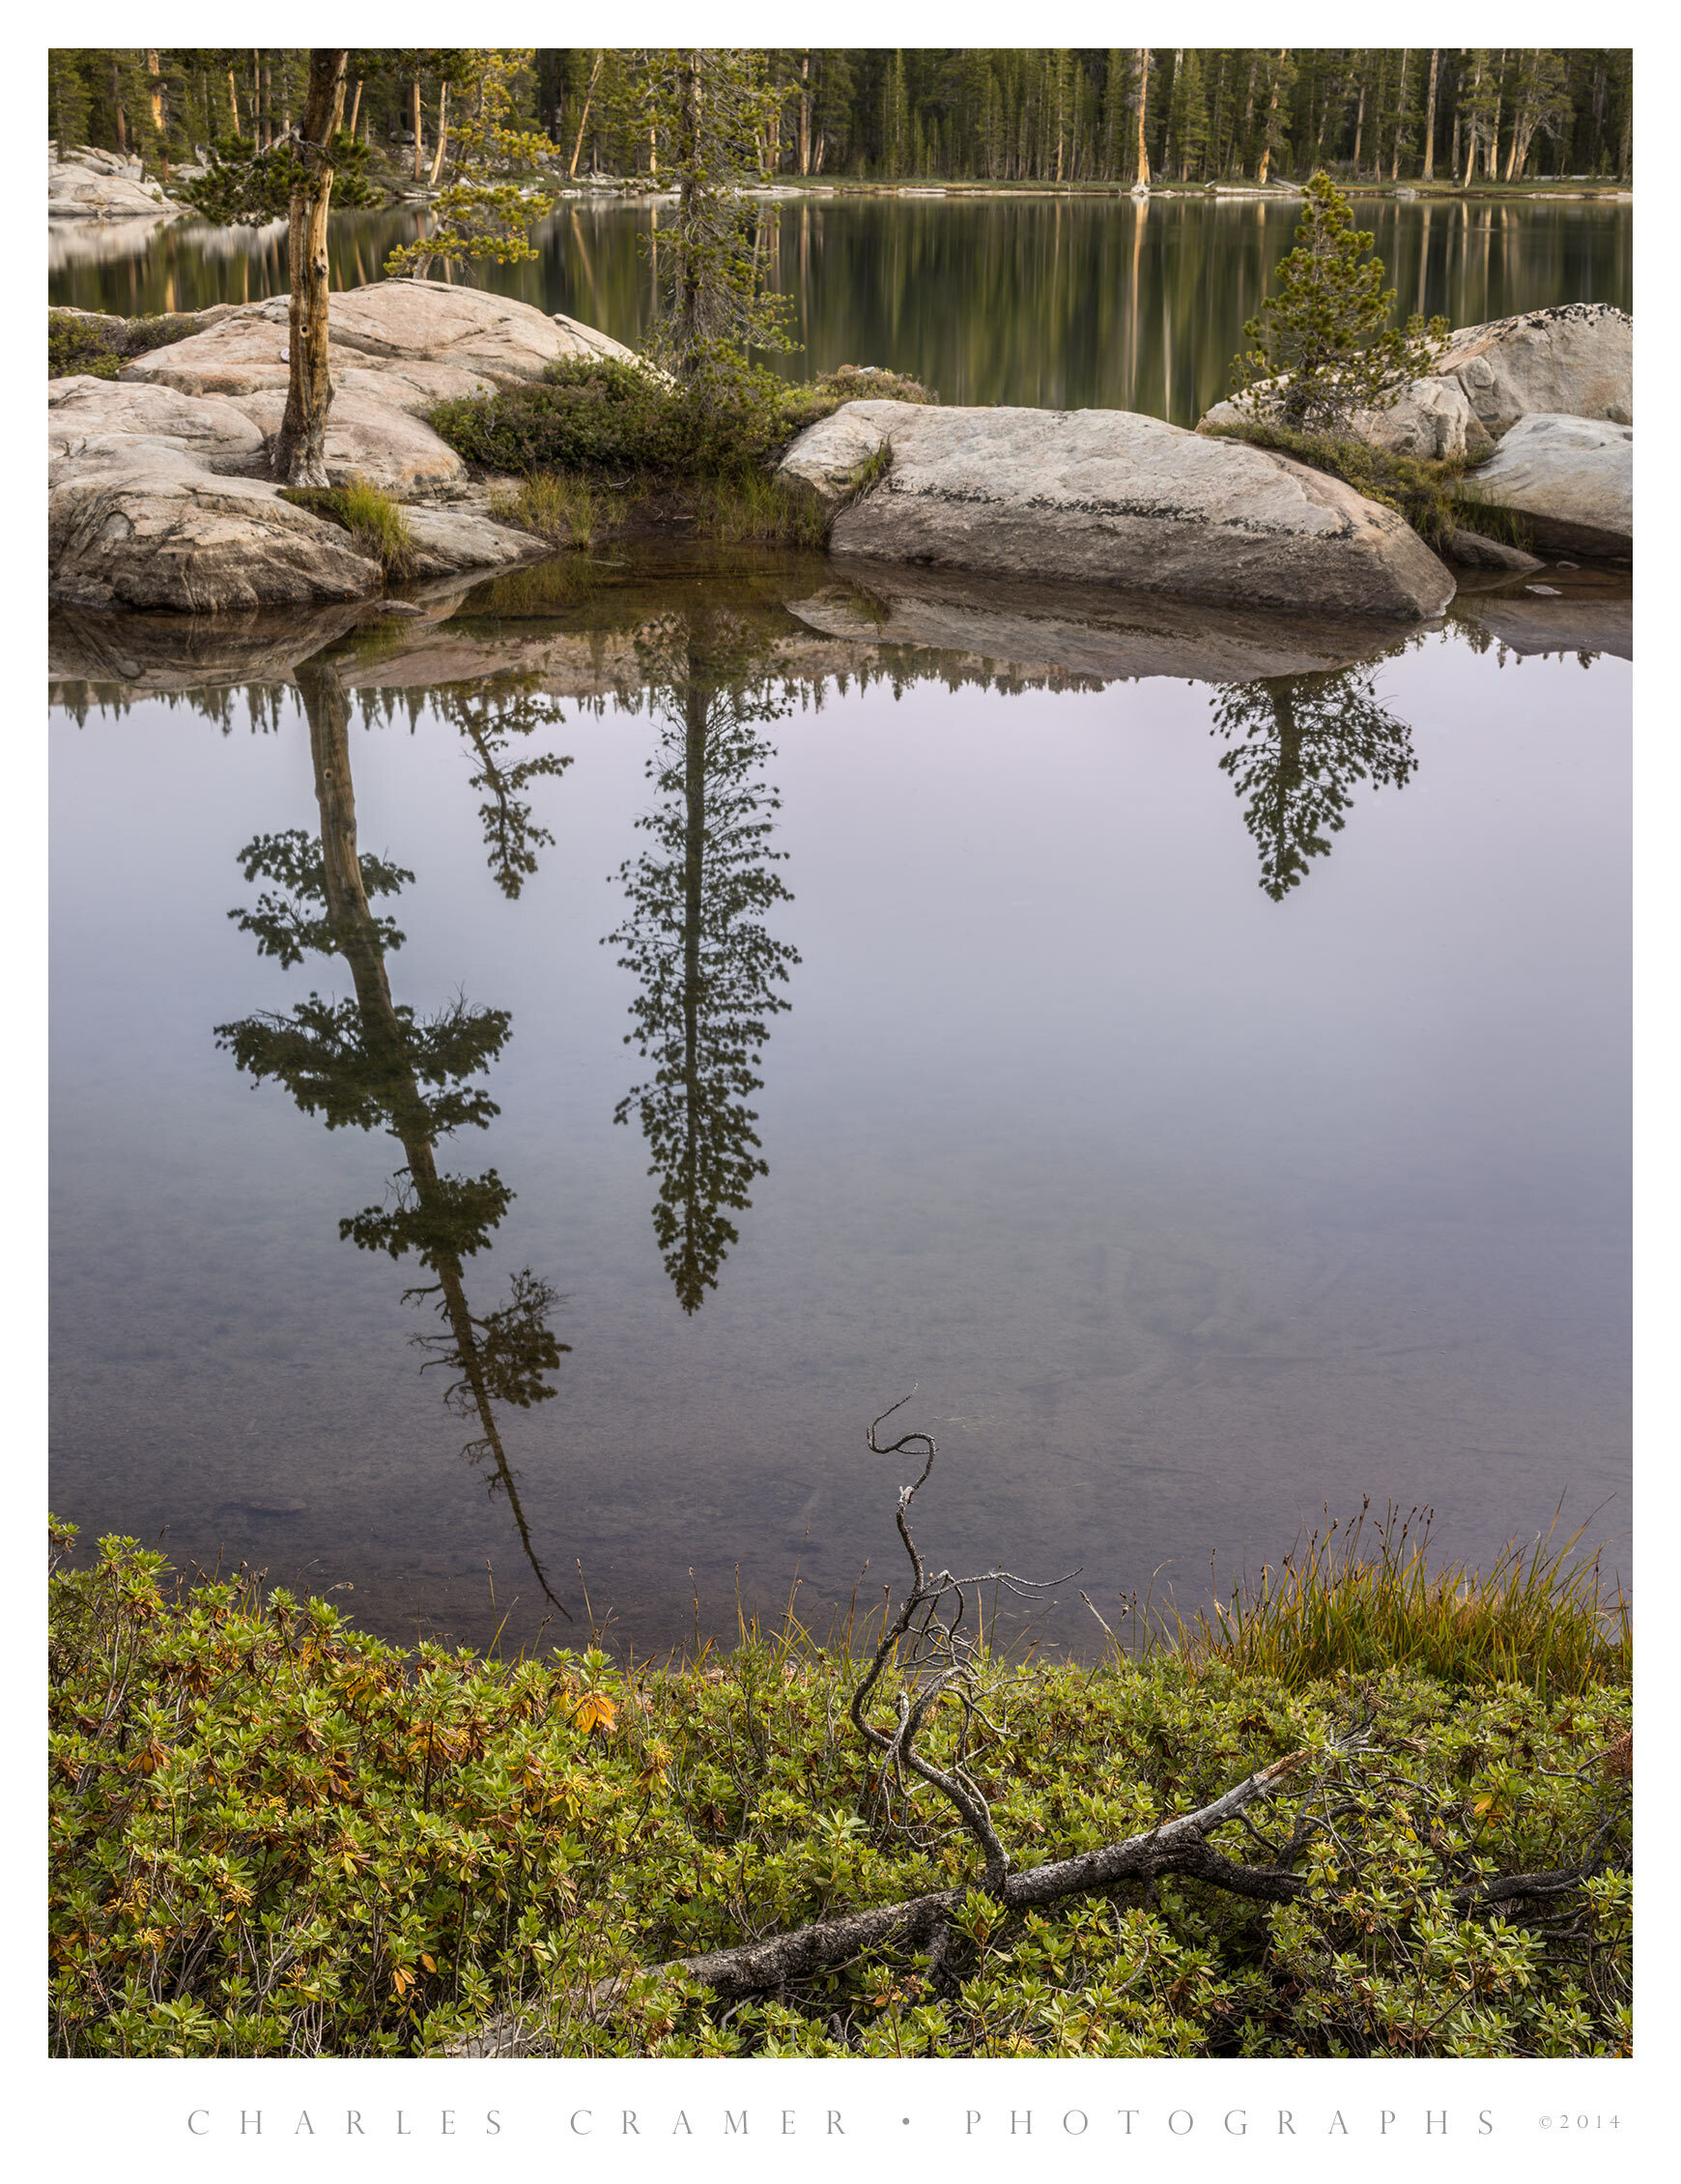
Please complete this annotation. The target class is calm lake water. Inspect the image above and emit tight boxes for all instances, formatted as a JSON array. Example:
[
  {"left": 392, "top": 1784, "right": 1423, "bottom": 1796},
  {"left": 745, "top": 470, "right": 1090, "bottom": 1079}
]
[
  {"left": 49, "top": 553, "right": 1631, "bottom": 1655},
  {"left": 49, "top": 191, "right": 1633, "bottom": 424}
]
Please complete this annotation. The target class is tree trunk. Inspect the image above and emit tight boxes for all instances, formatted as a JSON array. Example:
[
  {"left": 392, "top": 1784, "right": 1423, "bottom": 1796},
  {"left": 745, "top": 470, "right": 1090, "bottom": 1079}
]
[
  {"left": 1422, "top": 50, "right": 1439, "bottom": 181},
  {"left": 1390, "top": 51, "right": 1409, "bottom": 180},
  {"left": 428, "top": 80, "right": 450, "bottom": 187},
  {"left": 228, "top": 69, "right": 242, "bottom": 140},
  {"left": 1133, "top": 48, "right": 1151, "bottom": 188},
  {"left": 273, "top": 50, "right": 348, "bottom": 489},
  {"left": 111, "top": 59, "right": 127, "bottom": 155},
  {"left": 411, "top": 77, "right": 424, "bottom": 183},
  {"left": 1256, "top": 50, "right": 1286, "bottom": 185},
  {"left": 261, "top": 54, "right": 271, "bottom": 152},
  {"left": 568, "top": 54, "right": 602, "bottom": 179},
  {"left": 1352, "top": 77, "right": 1366, "bottom": 175},
  {"left": 798, "top": 52, "right": 812, "bottom": 176},
  {"left": 146, "top": 49, "right": 163, "bottom": 136},
  {"left": 347, "top": 78, "right": 361, "bottom": 137}
]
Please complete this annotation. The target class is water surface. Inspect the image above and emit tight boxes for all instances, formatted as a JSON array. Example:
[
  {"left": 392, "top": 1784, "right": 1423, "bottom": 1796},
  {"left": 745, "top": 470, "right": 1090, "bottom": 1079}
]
[
  {"left": 49, "top": 192, "right": 1632, "bottom": 425},
  {"left": 49, "top": 556, "right": 1631, "bottom": 1653}
]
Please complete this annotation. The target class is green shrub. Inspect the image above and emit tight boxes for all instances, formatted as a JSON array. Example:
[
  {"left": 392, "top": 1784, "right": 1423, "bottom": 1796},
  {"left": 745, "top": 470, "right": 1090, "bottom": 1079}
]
[
  {"left": 428, "top": 355, "right": 934, "bottom": 482},
  {"left": 277, "top": 477, "right": 417, "bottom": 580},
  {"left": 49, "top": 1519, "right": 1630, "bottom": 2059},
  {"left": 48, "top": 309, "right": 199, "bottom": 382},
  {"left": 1201, "top": 417, "right": 1532, "bottom": 552}
]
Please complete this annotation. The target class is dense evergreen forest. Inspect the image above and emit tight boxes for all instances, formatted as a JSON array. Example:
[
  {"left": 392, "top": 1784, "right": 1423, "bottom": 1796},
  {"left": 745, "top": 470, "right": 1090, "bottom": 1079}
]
[{"left": 50, "top": 47, "right": 1631, "bottom": 189}]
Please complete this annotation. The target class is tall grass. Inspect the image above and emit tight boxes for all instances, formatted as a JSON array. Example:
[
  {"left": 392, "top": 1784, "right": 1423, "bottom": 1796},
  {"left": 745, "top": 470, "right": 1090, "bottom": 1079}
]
[
  {"left": 1167, "top": 1499, "right": 1628, "bottom": 1695},
  {"left": 488, "top": 472, "right": 622, "bottom": 549},
  {"left": 690, "top": 466, "right": 830, "bottom": 548},
  {"left": 278, "top": 476, "right": 417, "bottom": 580}
]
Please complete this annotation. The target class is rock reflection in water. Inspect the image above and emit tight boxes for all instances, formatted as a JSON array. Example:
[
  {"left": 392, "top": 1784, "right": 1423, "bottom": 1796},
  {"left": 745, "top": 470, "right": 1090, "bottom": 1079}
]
[
  {"left": 213, "top": 659, "right": 574, "bottom": 1612},
  {"left": 1209, "top": 669, "right": 1418, "bottom": 901},
  {"left": 607, "top": 612, "right": 801, "bottom": 1313}
]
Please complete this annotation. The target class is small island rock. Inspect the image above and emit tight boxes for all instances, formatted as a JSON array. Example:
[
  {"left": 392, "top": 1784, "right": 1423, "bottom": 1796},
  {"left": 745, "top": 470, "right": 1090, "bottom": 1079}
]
[{"left": 778, "top": 401, "right": 1455, "bottom": 620}]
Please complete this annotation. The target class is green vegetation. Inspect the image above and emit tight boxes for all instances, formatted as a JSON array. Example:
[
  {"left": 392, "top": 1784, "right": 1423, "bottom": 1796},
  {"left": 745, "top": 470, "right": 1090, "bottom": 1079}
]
[
  {"left": 1172, "top": 1501, "right": 1628, "bottom": 1692},
  {"left": 431, "top": 357, "right": 929, "bottom": 548},
  {"left": 50, "top": 1512, "right": 1630, "bottom": 2058},
  {"left": 277, "top": 478, "right": 417, "bottom": 579},
  {"left": 487, "top": 473, "right": 617, "bottom": 549},
  {"left": 384, "top": 51, "right": 560, "bottom": 279},
  {"left": 47, "top": 309, "right": 198, "bottom": 381},
  {"left": 1230, "top": 172, "right": 1448, "bottom": 431},
  {"left": 1201, "top": 417, "right": 1532, "bottom": 552}
]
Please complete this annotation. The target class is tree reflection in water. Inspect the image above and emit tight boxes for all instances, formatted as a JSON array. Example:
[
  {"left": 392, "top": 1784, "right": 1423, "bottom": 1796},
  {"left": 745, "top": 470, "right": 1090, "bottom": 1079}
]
[
  {"left": 214, "top": 660, "right": 573, "bottom": 1613},
  {"left": 607, "top": 612, "right": 801, "bottom": 1314},
  {"left": 1209, "top": 665, "right": 1417, "bottom": 900}
]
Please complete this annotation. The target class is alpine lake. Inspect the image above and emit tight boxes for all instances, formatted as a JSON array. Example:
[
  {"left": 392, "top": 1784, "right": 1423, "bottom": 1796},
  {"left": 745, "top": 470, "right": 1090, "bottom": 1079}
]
[{"left": 49, "top": 192, "right": 1632, "bottom": 1657}]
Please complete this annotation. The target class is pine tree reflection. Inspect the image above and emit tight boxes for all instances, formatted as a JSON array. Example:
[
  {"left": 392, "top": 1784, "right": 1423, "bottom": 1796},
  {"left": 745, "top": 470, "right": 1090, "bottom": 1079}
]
[
  {"left": 1209, "top": 665, "right": 1417, "bottom": 900},
  {"left": 214, "top": 660, "right": 572, "bottom": 1613},
  {"left": 607, "top": 612, "right": 801, "bottom": 1313}
]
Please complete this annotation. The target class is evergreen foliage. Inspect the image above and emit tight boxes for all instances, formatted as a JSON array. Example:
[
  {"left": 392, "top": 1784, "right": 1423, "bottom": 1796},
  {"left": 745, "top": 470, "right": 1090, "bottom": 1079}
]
[
  {"left": 1229, "top": 171, "right": 1448, "bottom": 430},
  {"left": 47, "top": 48, "right": 1633, "bottom": 188},
  {"left": 384, "top": 51, "right": 561, "bottom": 278}
]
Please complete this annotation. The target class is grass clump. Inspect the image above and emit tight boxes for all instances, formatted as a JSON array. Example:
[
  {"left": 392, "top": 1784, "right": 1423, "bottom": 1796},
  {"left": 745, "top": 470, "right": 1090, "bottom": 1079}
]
[
  {"left": 278, "top": 477, "right": 417, "bottom": 580},
  {"left": 1201, "top": 417, "right": 1533, "bottom": 553},
  {"left": 1172, "top": 1500, "right": 1629, "bottom": 1696},
  {"left": 488, "top": 473, "right": 619, "bottom": 549},
  {"left": 691, "top": 466, "right": 830, "bottom": 548},
  {"left": 50, "top": 1516, "right": 1629, "bottom": 2060},
  {"left": 48, "top": 308, "right": 200, "bottom": 381}
]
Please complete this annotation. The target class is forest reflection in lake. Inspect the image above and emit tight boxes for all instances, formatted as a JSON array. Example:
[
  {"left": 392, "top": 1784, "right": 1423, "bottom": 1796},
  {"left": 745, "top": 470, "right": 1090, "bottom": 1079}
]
[
  {"left": 49, "top": 555, "right": 1631, "bottom": 1654},
  {"left": 48, "top": 191, "right": 1632, "bottom": 426}
]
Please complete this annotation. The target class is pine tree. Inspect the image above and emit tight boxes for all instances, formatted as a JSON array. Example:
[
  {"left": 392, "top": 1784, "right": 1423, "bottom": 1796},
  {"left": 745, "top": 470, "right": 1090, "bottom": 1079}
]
[
  {"left": 1229, "top": 170, "right": 1449, "bottom": 430},
  {"left": 384, "top": 52, "right": 560, "bottom": 278}
]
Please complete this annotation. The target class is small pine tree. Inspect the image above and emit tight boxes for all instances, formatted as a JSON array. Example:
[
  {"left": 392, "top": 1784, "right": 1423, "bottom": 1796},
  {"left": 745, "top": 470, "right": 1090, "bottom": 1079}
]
[{"left": 1229, "top": 169, "right": 1449, "bottom": 431}]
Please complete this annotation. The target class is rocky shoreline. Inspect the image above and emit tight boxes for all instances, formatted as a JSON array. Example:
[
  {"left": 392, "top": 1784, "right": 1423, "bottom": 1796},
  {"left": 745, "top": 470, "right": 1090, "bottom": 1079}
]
[{"left": 48, "top": 276, "right": 1632, "bottom": 622}]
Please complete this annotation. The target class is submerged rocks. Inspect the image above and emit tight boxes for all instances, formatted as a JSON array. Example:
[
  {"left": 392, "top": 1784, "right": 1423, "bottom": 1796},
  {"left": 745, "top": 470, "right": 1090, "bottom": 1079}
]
[
  {"left": 1464, "top": 414, "right": 1633, "bottom": 560},
  {"left": 778, "top": 401, "right": 1455, "bottom": 621}
]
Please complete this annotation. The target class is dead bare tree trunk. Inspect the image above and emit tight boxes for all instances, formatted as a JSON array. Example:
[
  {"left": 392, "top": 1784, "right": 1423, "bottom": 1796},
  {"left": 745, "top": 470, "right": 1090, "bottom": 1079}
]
[
  {"left": 569, "top": 53, "right": 603, "bottom": 179},
  {"left": 428, "top": 79, "right": 450, "bottom": 187},
  {"left": 272, "top": 50, "right": 348, "bottom": 488},
  {"left": 1422, "top": 49, "right": 1439, "bottom": 180}
]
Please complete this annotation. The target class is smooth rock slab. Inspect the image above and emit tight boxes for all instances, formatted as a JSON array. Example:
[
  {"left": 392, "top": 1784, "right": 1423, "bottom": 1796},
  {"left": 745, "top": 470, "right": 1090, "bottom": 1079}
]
[
  {"left": 780, "top": 402, "right": 1455, "bottom": 621},
  {"left": 1434, "top": 303, "right": 1632, "bottom": 440},
  {"left": 49, "top": 469, "right": 383, "bottom": 612},
  {"left": 224, "top": 388, "right": 464, "bottom": 495},
  {"left": 1466, "top": 413, "right": 1632, "bottom": 560},
  {"left": 48, "top": 375, "right": 268, "bottom": 480},
  {"left": 125, "top": 282, "right": 641, "bottom": 402}
]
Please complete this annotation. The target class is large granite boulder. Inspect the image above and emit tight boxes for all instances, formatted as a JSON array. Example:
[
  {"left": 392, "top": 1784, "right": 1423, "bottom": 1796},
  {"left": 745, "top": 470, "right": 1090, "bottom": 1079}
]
[
  {"left": 48, "top": 146, "right": 186, "bottom": 219},
  {"left": 778, "top": 402, "right": 1455, "bottom": 620},
  {"left": 123, "top": 281, "right": 641, "bottom": 404},
  {"left": 1433, "top": 303, "right": 1631, "bottom": 441},
  {"left": 1202, "top": 303, "right": 1631, "bottom": 464},
  {"left": 49, "top": 469, "right": 383, "bottom": 612},
  {"left": 1462, "top": 413, "right": 1632, "bottom": 560}
]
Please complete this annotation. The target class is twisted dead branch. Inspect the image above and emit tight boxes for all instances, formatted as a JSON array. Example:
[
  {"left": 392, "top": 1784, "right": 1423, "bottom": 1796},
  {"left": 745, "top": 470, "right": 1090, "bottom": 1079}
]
[{"left": 446, "top": 1402, "right": 1628, "bottom": 2049}]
